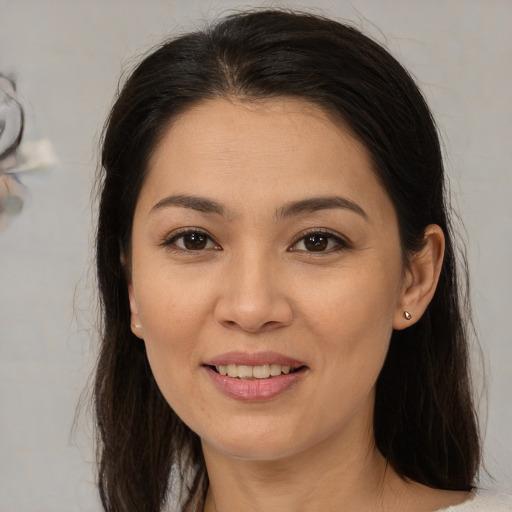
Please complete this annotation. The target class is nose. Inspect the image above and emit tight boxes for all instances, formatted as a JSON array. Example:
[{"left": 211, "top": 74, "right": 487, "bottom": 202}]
[{"left": 214, "top": 251, "right": 294, "bottom": 334}]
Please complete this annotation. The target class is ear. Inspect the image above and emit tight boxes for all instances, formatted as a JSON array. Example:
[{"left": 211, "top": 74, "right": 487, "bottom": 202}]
[
  {"left": 122, "top": 251, "right": 144, "bottom": 338},
  {"left": 393, "top": 224, "right": 445, "bottom": 330},
  {"left": 128, "top": 283, "right": 144, "bottom": 339}
]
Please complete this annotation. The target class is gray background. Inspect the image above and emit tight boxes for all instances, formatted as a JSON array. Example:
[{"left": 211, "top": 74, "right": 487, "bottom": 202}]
[{"left": 0, "top": 0, "right": 510, "bottom": 510}]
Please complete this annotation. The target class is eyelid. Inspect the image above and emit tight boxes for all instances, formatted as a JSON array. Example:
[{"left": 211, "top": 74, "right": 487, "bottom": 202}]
[
  {"left": 159, "top": 227, "right": 349, "bottom": 253},
  {"left": 160, "top": 227, "right": 221, "bottom": 251},
  {"left": 288, "top": 228, "right": 350, "bottom": 252}
]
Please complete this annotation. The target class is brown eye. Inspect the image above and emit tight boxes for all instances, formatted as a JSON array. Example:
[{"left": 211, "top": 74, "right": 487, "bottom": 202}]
[
  {"left": 291, "top": 231, "right": 346, "bottom": 253},
  {"left": 167, "top": 231, "right": 219, "bottom": 251},
  {"left": 304, "top": 234, "right": 329, "bottom": 251},
  {"left": 183, "top": 232, "right": 208, "bottom": 250}
]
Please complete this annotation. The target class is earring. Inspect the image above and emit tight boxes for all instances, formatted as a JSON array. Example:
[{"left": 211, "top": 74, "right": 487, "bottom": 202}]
[
  {"left": 403, "top": 311, "right": 412, "bottom": 320},
  {"left": 131, "top": 323, "right": 142, "bottom": 329}
]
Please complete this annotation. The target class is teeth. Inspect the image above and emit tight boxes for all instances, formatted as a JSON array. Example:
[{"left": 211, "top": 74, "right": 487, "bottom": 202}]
[
  {"left": 238, "top": 365, "right": 253, "bottom": 380},
  {"left": 252, "top": 364, "right": 270, "bottom": 379},
  {"left": 214, "top": 364, "right": 297, "bottom": 379},
  {"left": 270, "top": 364, "right": 282, "bottom": 376}
]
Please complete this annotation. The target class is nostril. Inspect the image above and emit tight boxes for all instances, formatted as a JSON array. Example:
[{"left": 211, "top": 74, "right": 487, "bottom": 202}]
[
  {"left": 220, "top": 315, "right": 290, "bottom": 331},
  {"left": 213, "top": 285, "right": 294, "bottom": 334}
]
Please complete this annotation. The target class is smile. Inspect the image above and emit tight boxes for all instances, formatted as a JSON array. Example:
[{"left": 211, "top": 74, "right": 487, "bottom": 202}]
[
  {"left": 213, "top": 363, "right": 299, "bottom": 380},
  {"left": 203, "top": 352, "right": 308, "bottom": 400},
  {"left": 204, "top": 365, "right": 307, "bottom": 401}
]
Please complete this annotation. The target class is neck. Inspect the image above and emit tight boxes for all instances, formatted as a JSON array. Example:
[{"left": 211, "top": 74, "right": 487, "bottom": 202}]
[{"left": 202, "top": 420, "right": 396, "bottom": 512}]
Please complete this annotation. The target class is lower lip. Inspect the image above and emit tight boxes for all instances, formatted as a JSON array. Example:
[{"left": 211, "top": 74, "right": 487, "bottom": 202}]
[{"left": 203, "top": 366, "right": 307, "bottom": 401}]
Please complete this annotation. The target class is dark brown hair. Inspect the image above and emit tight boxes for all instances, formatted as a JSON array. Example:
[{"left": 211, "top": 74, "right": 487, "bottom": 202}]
[{"left": 95, "top": 9, "right": 480, "bottom": 512}]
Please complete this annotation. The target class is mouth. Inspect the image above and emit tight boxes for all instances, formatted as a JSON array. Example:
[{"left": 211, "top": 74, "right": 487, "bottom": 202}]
[
  {"left": 202, "top": 353, "right": 309, "bottom": 401},
  {"left": 207, "top": 363, "right": 306, "bottom": 380}
]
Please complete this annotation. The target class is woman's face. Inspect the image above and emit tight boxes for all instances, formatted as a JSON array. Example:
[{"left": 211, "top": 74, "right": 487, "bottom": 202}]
[{"left": 128, "top": 98, "right": 410, "bottom": 460}]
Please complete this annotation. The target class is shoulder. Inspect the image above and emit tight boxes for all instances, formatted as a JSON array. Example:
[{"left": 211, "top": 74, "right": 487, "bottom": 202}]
[{"left": 436, "top": 490, "right": 512, "bottom": 511}]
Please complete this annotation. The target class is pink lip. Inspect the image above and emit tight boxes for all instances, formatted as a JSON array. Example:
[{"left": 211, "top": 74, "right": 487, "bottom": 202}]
[
  {"left": 203, "top": 351, "right": 309, "bottom": 402},
  {"left": 203, "top": 366, "right": 307, "bottom": 401},
  {"left": 204, "top": 351, "right": 306, "bottom": 367}
]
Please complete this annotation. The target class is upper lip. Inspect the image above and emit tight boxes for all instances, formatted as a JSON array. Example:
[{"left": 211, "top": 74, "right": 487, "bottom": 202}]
[{"left": 204, "top": 351, "right": 307, "bottom": 368}]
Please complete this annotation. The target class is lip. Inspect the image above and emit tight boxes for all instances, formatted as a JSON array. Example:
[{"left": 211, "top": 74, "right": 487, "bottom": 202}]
[
  {"left": 204, "top": 351, "right": 306, "bottom": 367},
  {"left": 203, "top": 351, "right": 309, "bottom": 402},
  {"left": 203, "top": 365, "right": 307, "bottom": 401}
]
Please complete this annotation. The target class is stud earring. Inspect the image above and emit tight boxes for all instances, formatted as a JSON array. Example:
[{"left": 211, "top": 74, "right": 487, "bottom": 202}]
[
  {"left": 403, "top": 311, "right": 412, "bottom": 320},
  {"left": 131, "top": 323, "right": 142, "bottom": 329}
]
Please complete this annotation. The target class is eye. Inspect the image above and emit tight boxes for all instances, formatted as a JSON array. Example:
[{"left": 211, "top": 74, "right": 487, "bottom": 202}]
[
  {"left": 164, "top": 230, "right": 220, "bottom": 251},
  {"left": 290, "top": 230, "right": 347, "bottom": 253}
]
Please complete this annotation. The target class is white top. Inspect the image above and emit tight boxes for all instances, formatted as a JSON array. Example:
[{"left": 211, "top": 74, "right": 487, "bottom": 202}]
[{"left": 436, "top": 491, "right": 512, "bottom": 511}]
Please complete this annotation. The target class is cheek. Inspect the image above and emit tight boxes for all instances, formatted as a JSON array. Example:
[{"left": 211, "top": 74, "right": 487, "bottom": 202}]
[
  {"left": 135, "top": 260, "right": 217, "bottom": 336},
  {"left": 139, "top": 297, "right": 204, "bottom": 428},
  {"left": 298, "top": 264, "right": 399, "bottom": 387},
  {"left": 132, "top": 269, "right": 210, "bottom": 393},
  {"left": 299, "top": 263, "right": 400, "bottom": 342}
]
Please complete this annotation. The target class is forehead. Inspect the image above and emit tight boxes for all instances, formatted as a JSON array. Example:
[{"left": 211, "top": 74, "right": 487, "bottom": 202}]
[
  {"left": 150, "top": 97, "right": 369, "bottom": 170},
  {"left": 139, "top": 97, "right": 391, "bottom": 221}
]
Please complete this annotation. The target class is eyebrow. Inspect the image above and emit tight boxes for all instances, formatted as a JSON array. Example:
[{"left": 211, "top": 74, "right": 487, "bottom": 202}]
[
  {"left": 149, "top": 194, "right": 367, "bottom": 221},
  {"left": 277, "top": 196, "right": 368, "bottom": 221},
  {"left": 150, "top": 194, "right": 226, "bottom": 216}
]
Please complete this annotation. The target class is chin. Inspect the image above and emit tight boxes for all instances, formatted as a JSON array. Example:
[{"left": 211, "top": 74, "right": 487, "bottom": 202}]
[
  {"left": 213, "top": 441, "right": 299, "bottom": 462},
  {"left": 200, "top": 421, "right": 312, "bottom": 462}
]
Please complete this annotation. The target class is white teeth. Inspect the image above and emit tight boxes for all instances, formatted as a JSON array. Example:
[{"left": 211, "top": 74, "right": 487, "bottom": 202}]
[
  {"left": 252, "top": 364, "right": 270, "bottom": 379},
  {"left": 238, "top": 365, "right": 253, "bottom": 380},
  {"left": 270, "top": 363, "right": 282, "bottom": 376},
  {"left": 214, "top": 363, "right": 297, "bottom": 379}
]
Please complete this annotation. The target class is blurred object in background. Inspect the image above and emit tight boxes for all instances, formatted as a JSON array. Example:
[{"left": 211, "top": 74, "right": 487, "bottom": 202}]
[
  {"left": 0, "top": 74, "right": 57, "bottom": 230},
  {"left": 0, "top": 73, "right": 24, "bottom": 229},
  {"left": 0, "top": 74, "right": 23, "bottom": 161}
]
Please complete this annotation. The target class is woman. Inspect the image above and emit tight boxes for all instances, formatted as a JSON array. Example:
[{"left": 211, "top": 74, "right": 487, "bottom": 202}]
[{"left": 94, "top": 9, "right": 511, "bottom": 512}]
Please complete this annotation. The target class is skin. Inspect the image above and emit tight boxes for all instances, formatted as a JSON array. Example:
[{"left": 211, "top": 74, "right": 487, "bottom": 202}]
[{"left": 127, "top": 97, "right": 470, "bottom": 511}]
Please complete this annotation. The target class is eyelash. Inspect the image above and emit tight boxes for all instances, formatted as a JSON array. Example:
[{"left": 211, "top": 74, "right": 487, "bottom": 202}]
[
  {"left": 289, "top": 228, "right": 350, "bottom": 253},
  {"left": 162, "top": 227, "right": 350, "bottom": 254},
  {"left": 161, "top": 228, "right": 221, "bottom": 252}
]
